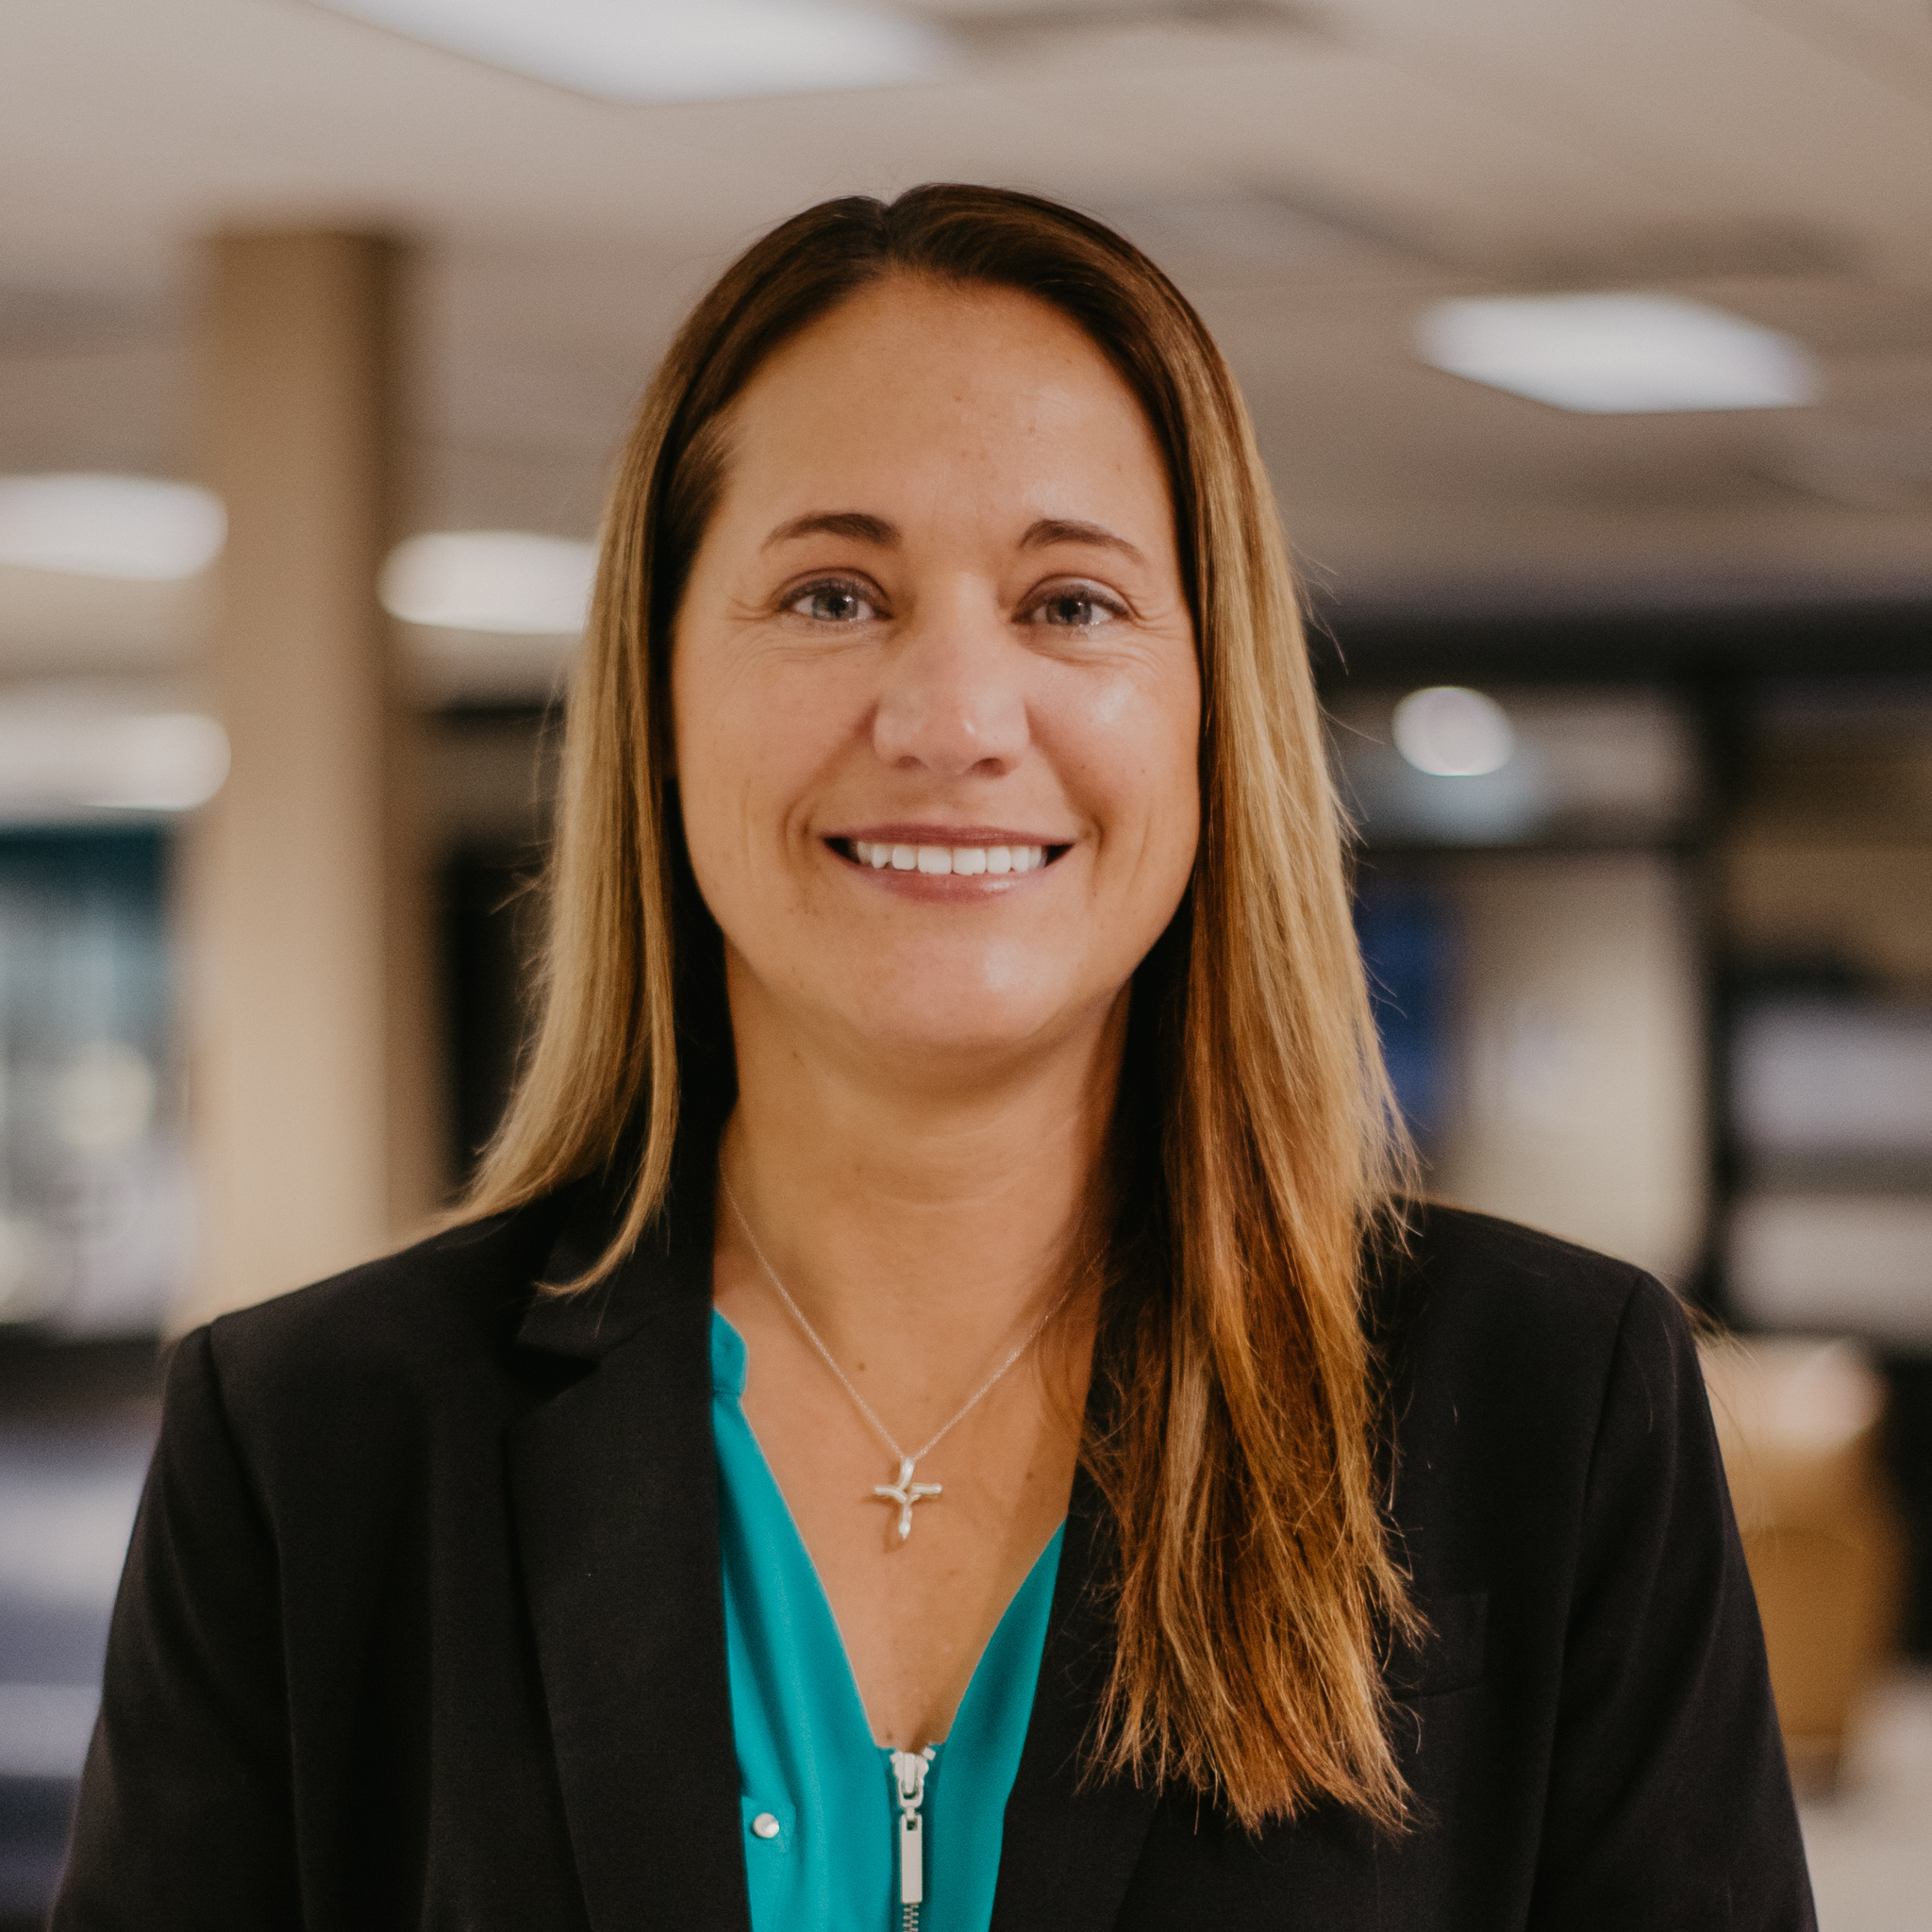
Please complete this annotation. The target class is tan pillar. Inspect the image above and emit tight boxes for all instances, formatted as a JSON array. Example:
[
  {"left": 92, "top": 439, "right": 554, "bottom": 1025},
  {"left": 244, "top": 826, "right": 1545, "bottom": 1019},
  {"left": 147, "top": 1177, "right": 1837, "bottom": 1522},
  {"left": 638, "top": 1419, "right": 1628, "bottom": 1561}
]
[{"left": 175, "top": 232, "right": 442, "bottom": 1330}]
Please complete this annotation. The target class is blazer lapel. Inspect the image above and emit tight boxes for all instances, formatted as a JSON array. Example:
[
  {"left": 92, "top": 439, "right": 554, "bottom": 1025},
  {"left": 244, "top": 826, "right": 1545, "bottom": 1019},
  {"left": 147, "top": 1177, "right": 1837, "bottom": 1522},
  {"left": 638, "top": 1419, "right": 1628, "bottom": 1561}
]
[
  {"left": 508, "top": 1161, "right": 751, "bottom": 1932},
  {"left": 991, "top": 1462, "right": 1159, "bottom": 1932}
]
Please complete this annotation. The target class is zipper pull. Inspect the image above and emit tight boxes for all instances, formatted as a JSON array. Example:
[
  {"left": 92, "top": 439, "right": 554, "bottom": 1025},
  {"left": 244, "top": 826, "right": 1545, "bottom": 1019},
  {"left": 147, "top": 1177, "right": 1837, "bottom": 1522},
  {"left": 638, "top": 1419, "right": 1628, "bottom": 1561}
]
[{"left": 890, "top": 1746, "right": 936, "bottom": 1908}]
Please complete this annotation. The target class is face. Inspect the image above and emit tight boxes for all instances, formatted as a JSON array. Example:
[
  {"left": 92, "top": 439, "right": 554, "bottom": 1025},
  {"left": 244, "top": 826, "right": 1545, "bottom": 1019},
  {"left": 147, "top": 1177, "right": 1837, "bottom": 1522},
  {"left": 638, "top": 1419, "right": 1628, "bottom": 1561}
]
[{"left": 672, "top": 275, "right": 1201, "bottom": 1075}]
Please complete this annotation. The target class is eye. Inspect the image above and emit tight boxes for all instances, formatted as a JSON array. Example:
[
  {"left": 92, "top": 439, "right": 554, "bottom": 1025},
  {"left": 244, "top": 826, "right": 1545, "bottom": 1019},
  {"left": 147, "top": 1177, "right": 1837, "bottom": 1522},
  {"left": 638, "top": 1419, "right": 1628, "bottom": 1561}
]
[
  {"left": 787, "top": 578, "right": 880, "bottom": 624},
  {"left": 1025, "top": 583, "right": 1124, "bottom": 629}
]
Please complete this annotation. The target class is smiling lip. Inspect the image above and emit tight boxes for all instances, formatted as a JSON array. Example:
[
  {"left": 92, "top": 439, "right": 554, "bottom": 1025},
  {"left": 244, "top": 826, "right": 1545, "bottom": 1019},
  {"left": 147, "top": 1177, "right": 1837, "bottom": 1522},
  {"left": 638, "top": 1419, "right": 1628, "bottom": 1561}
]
[
  {"left": 830, "top": 824, "right": 1067, "bottom": 846},
  {"left": 824, "top": 824, "right": 1073, "bottom": 880}
]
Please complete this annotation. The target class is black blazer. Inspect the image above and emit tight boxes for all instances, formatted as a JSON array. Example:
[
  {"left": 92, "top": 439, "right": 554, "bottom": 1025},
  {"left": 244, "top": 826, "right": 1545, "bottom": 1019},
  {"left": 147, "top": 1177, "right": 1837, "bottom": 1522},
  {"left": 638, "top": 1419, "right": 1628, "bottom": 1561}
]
[{"left": 56, "top": 1164, "right": 1815, "bottom": 1930}]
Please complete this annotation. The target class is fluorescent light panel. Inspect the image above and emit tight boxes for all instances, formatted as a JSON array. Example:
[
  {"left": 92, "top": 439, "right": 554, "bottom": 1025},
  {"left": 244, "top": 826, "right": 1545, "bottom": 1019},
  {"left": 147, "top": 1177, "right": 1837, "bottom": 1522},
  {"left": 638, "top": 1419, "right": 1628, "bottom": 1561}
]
[
  {"left": 312, "top": 0, "right": 947, "bottom": 102},
  {"left": 0, "top": 700, "right": 230, "bottom": 819},
  {"left": 1416, "top": 292, "right": 1819, "bottom": 414},
  {"left": 0, "top": 475, "right": 225, "bottom": 581},
  {"left": 381, "top": 531, "right": 598, "bottom": 635}
]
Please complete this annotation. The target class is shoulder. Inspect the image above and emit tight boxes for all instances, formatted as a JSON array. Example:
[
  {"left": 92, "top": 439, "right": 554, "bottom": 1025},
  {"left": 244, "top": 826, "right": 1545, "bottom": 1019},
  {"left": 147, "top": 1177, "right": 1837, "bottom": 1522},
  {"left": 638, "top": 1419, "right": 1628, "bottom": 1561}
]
[
  {"left": 196, "top": 1188, "right": 579, "bottom": 1452},
  {"left": 1373, "top": 1204, "right": 1702, "bottom": 1546},
  {"left": 1376, "top": 1200, "right": 1684, "bottom": 1388}
]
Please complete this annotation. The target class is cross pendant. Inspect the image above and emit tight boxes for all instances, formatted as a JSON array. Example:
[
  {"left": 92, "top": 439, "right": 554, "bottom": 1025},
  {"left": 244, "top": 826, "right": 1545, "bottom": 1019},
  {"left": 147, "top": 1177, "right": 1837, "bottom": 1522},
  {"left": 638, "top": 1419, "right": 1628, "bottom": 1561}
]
[{"left": 873, "top": 1456, "right": 942, "bottom": 1542}]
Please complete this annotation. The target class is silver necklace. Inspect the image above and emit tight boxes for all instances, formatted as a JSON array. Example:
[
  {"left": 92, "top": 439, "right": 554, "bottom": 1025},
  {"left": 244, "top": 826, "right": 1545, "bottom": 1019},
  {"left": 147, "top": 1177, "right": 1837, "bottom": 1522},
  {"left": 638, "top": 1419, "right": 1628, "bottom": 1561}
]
[{"left": 721, "top": 1176, "right": 1074, "bottom": 1542}]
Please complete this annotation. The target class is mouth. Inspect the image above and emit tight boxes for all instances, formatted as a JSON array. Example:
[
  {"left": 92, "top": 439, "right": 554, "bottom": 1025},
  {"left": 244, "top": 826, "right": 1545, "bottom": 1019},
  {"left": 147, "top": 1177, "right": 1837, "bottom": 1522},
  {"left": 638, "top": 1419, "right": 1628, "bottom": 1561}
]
[{"left": 825, "top": 834, "right": 1073, "bottom": 877}]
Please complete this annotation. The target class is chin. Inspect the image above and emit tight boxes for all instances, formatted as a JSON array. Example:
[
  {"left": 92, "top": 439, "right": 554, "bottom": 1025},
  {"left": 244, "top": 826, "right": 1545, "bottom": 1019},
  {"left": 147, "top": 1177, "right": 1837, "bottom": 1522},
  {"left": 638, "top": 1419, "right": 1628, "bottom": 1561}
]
[
  {"left": 858, "top": 1007, "right": 1047, "bottom": 1060},
  {"left": 830, "top": 954, "right": 1109, "bottom": 1071}
]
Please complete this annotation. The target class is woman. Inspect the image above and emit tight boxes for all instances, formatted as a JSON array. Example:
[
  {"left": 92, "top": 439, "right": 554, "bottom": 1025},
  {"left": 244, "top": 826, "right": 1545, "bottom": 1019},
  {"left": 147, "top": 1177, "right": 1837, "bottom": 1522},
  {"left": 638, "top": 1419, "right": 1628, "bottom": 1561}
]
[{"left": 58, "top": 186, "right": 1812, "bottom": 1931}]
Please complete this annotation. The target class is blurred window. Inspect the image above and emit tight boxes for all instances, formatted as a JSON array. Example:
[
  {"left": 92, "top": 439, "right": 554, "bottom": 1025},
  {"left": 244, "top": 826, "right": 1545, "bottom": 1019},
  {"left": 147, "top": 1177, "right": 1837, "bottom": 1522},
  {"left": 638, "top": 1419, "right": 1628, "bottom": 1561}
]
[{"left": 0, "top": 830, "right": 185, "bottom": 1337}]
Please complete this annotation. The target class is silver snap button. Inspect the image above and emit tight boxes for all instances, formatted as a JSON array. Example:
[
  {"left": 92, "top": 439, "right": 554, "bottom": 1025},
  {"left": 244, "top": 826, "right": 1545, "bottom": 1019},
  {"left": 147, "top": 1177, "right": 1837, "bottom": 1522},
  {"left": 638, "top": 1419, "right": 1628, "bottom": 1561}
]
[{"left": 750, "top": 1812, "right": 781, "bottom": 1840}]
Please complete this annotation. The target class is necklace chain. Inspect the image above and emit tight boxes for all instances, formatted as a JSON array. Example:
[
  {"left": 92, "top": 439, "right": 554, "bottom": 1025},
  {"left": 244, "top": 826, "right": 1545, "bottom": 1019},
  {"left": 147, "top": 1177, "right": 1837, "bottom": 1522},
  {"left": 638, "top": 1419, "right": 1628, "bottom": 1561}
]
[{"left": 721, "top": 1174, "right": 1074, "bottom": 1477}]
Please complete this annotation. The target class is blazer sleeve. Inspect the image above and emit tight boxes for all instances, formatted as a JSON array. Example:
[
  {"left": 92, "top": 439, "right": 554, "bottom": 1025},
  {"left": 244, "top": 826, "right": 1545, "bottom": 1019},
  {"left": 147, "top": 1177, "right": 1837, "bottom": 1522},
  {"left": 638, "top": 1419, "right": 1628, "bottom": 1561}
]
[
  {"left": 54, "top": 1324, "right": 302, "bottom": 1931},
  {"left": 1528, "top": 1277, "right": 1816, "bottom": 1930}
]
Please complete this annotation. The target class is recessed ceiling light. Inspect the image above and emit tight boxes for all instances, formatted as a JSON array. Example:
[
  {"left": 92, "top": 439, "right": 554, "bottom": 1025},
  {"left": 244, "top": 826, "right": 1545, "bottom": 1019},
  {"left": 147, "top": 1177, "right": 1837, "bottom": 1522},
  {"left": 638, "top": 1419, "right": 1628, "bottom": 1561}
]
[
  {"left": 0, "top": 475, "right": 225, "bottom": 581},
  {"left": 311, "top": 0, "right": 947, "bottom": 103},
  {"left": 1415, "top": 292, "right": 1820, "bottom": 414},
  {"left": 380, "top": 531, "right": 597, "bottom": 635},
  {"left": 1391, "top": 687, "right": 1515, "bottom": 777}
]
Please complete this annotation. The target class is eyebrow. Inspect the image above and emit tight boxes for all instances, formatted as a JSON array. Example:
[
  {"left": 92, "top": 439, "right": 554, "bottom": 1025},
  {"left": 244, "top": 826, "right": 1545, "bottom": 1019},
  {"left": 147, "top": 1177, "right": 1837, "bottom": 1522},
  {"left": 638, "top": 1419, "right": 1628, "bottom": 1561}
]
[
  {"left": 1020, "top": 518, "right": 1146, "bottom": 566},
  {"left": 761, "top": 509, "right": 1147, "bottom": 566},
  {"left": 762, "top": 510, "right": 899, "bottom": 550}
]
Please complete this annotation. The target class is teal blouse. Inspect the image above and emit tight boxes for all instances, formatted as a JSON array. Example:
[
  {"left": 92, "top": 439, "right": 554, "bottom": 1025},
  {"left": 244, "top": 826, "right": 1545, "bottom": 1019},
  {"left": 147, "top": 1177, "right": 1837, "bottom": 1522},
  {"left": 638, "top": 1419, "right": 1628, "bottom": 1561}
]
[{"left": 710, "top": 1310, "right": 1063, "bottom": 1932}]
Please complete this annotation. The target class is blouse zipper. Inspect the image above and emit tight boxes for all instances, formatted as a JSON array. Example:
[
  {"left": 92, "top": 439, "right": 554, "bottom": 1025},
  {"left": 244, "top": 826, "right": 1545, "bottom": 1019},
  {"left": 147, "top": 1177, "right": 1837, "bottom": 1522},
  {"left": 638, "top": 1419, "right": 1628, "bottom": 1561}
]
[{"left": 890, "top": 1746, "right": 936, "bottom": 1932}]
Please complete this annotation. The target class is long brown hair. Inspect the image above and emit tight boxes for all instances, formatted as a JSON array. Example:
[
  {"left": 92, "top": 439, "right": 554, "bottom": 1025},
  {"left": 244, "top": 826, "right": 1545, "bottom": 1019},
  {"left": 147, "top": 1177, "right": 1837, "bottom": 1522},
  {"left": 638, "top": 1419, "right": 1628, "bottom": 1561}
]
[{"left": 461, "top": 184, "right": 1418, "bottom": 1831}]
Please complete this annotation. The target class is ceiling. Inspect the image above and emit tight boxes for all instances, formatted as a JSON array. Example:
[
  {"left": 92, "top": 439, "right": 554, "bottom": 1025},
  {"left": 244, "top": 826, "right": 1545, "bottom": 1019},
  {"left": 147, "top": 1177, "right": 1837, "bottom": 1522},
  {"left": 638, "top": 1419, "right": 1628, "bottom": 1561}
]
[{"left": 4, "top": 0, "right": 1932, "bottom": 691}]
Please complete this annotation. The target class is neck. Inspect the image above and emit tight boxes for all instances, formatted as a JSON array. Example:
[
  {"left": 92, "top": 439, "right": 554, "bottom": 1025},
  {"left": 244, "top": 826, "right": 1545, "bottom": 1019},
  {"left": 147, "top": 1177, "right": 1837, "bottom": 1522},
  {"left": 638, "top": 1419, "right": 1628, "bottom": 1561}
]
[{"left": 718, "top": 960, "right": 1123, "bottom": 1371}]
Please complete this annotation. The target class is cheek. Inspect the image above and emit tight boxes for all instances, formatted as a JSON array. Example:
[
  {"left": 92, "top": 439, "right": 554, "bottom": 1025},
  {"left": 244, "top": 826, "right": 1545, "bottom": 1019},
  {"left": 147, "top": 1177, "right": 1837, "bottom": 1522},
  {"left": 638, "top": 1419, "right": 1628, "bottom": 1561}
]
[
  {"left": 670, "top": 640, "right": 769, "bottom": 911},
  {"left": 1054, "top": 658, "right": 1201, "bottom": 871},
  {"left": 672, "top": 639, "right": 857, "bottom": 884}
]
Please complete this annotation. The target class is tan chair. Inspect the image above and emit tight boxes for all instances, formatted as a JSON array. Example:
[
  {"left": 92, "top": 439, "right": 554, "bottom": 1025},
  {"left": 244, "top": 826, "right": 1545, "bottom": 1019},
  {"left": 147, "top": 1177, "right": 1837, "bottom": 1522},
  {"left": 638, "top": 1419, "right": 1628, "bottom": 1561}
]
[{"left": 1702, "top": 1336, "right": 1906, "bottom": 1793}]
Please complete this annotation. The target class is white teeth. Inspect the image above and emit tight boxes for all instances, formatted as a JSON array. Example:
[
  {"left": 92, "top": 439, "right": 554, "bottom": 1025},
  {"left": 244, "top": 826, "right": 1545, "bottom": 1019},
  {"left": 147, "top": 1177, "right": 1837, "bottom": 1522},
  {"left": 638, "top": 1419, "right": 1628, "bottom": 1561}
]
[{"left": 848, "top": 840, "right": 1050, "bottom": 875}]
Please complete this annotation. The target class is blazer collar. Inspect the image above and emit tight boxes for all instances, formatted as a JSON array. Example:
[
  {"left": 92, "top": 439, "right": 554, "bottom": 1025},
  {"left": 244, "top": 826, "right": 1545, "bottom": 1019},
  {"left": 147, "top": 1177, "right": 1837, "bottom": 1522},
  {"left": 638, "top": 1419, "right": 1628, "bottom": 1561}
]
[
  {"left": 507, "top": 1132, "right": 1158, "bottom": 1932},
  {"left": 993, "top": 1458, "right": 1160, "bottom": 1932},
  {"left": 508, "top": 1141, "right": 752, "bottom": 1932},
  {"left": 512, "top": 1140, "right": 707, "bottom": 1359}
]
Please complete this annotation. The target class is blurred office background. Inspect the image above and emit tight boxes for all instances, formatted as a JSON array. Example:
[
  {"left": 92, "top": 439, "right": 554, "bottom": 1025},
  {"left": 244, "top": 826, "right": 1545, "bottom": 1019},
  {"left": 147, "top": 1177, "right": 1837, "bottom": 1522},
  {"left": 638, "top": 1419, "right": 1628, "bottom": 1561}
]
[{"left": 3, "top": 0, "right": 1932, "bottom": 1922}]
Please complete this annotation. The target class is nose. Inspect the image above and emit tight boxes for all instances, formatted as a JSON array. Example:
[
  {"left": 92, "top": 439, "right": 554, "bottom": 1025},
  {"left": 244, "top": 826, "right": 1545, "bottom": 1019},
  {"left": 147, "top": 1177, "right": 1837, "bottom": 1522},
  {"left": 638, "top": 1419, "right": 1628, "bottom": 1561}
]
[{"left": 871, "top": 601, "right": 1028, "bottom": 779}]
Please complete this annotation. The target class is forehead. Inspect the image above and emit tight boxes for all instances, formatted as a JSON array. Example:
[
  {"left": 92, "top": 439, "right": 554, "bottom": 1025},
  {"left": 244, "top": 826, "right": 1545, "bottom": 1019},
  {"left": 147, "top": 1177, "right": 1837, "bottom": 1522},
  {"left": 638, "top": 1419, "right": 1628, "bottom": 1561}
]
[{"left": 715, "top": 275, "right": 1173, "bottom": 524}]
